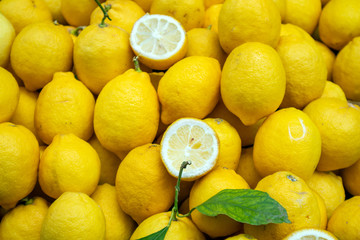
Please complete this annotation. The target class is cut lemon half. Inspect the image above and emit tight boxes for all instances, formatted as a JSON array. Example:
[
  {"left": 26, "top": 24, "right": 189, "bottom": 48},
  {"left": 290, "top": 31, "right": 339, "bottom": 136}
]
[
  {"left": 283, "top": 228, "right": 338, "bottom": 240},
  {"left": 130, "top": 13, "right": 187, "bottom": 70},
  {"left": 160, "top": 118, "right": 219, "bottom": 181}
]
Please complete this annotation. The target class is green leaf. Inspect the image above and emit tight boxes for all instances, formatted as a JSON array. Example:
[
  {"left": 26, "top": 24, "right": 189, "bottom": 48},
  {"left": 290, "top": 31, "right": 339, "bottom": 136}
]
[
  {"left": 136, "top": 226, "right": 169, "bottom": 240},
  {"left": 194, "top": 189, "right": 291, "bottom": 226}
]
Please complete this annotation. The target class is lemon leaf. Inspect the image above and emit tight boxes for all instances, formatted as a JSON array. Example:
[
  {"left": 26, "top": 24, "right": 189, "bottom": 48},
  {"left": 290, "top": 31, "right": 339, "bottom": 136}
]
[
  {"left": 136, "top": 226, "right": 169, "bottom": 240},
  {"left": 194, "top": 189, "right": 291, "bottom": 225}
]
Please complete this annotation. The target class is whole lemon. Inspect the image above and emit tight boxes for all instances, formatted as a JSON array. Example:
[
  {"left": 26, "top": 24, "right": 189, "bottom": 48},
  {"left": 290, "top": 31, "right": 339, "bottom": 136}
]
[
  {"left": 341, "top": 159, "right": 360, "bottom": 196},
  {"left": 203, "top": 4, "right": 222, "bottom": 33},
  {"left": 42, "top": 0, "right": 66, "bottom": 24},
  {"left": 0, "top": 13, "right": 15, "bottom": 67},
  {"left": 0, "top": 67, "right": 19, "bottom": 123},
  {"left": 221, "top": 42, "right": 286, "bottom": 126},
  {"left": 320, "top": 81, "right": 347, "bottom": 102},
  {"left": 235, "top": 147, "right": 262, "bottom": 189},
  {"left": 60, "top": 0, "right": 99, "bottom": 26},
  {"left": 315, "top": 41, "right": 335, "bottom": 80}
]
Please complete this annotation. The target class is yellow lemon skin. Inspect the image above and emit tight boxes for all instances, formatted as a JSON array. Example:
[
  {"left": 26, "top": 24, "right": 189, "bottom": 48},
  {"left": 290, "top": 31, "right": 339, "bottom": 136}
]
[
  {"left": 218, "top": 0, "right": 281, "bottom": 54},
  {"left": 150, "top": 0, "right": 205, "bottom": 31},
  {"left": 320, "top": 81, "right": 347, "bottom": 102},
  {"left": 0, "top": 197, "right": 49, "bottom": 240},
  {"left": 311, "top": 189, "right": 328, "bottom": 229},
  {"left": 253, "top": 108, "right": 321, "bottom": 180},
  {"left": 38, "top": 133, "right": 101, "bottom": 199},
  {"left": 43, "top": 0, "right": 66, "bottom": 24},
  {"left": 189, "top": 167, "right": 250, "bottom": 238},
  {"left": 272, "top": 0, "right": 286, "bottom": 20},
  {"left": 115, "top": 144, "right": 176, "bottom": 224},
  {"left": 303, "top": 98, "right": 360, "bottom": 171},
  {"left": 0, "top": 0, "right": 52, "bottom": 34},
  {"left": 221, "top": 42, "right": 286, "bottom": 126},
  {"left": 319, "top": 0, "right": 360, "bottom": 50},
  {"left": 332, "top": 36, "right": 360, "bottom": 101},
  {"left": 91, "top": 184, "right": 137, "bottom": 240},
  {"left": 40, "top": 192, "right": 106, "bottom": 240},
  {"left": 244, "top": 171, "right": 322, "bottom": 240},
  {"left": 130, "top": 211, "right": 205, "bottom": 240},
  {"left": 315, "top": 41, "right": 335, "bottom": 80},
  {"left": 60, "top": 0, "right": 99, "bottom": 27},
  {"left": 236, "top": 147, "right": 262, "bottom": 189},
  {"left": 158, "top": 56, "right": 221, "bottom": 125},
  {"left": 203, "top": 4, "right": 222, "bottom": 33},
  {"left": 90, "top": 0, "right": 145, "bottom": 34},
  {"left": 225, "top": 233, "right": 257, "bottom": 240},
  {"left": 132, "top": 0, "right": 154, "bottom": 12},
  {"left": 0, "top": 67, "right": 19, "bottom": 123},
  {"left": 0, "top": 13, "right": 15, "bottom": 67},
  {"left": 0, "top": 123, "right": 39, "bottom": 209},
  {"left": 34, "top": 72, "right": 95, "bottom": 145},
  {"left": 10, "top": 22, "right": 73, "bottom": 91},
  {"left": 341, "top": 159, "right": 360, "bottom": 196},
  {"left": 94, "top": 69, "right": 159, "bottom": 155},
  {"left": 74, "top": 24, "right": 134, "bottom": 95},
  {"left": 327, "top": 196, "right": 360, "bottom": 240}
]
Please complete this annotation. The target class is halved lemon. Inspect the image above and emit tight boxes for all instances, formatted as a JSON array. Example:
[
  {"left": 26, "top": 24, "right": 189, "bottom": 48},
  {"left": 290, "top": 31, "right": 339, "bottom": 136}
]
[
  {"left": 283, "top": 228, "right": 338, "bottom": 240},
  {"left": 129, "top": 13, "right": 187, "bottom": 70},
  {"left": 160, "top": 118, "right": 219, "bottom": 181}
]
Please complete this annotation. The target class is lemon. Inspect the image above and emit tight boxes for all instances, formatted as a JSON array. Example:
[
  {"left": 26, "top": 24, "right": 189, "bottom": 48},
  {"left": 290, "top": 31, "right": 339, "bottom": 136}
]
[
  {"left": 276, "top": 24, "right": 327, "bottom": 109},
  {"left": 34, "top": 72, "right": 95, "bottom": 145},
  {"left": 130, "top": 211, "right": 205, "bottom": 240},
  {"left": 0, "top": 122, "right": 39, "bottom": 209},
  {"left": 10, "top": 22, "right": 73, "bottom": 91},
  {"left": 0, "top": 67, "right": 19, "bottom": 123},
  {"left": 43, "top": 0, "right": 66, "bottom": 24},
  {"left": 115, "top": 144, "right": 176, "bottom": 224},
  {"left": 132, "top": 0, "right": 154, "bottom": 12},
  {"left": 0, "top": 13, "right": 15, "bottom": 67},
  {"left": 221, "top": 42, "right": 286, "bottom": 126},
  {"left": 189, "top": 166, "right": 250, "bottom": 238},
  {"left": 0, "top": 197, "right": 49, "bottom": 240},
  {"left": 160, "top": 118, "right": 219, "bottom": 181},
  {"left": 303, "top": 98, "right": 360, "bottom": 171},
  {"left": 315, "top": 41, "right": 335, "bottom": 80},
  {"left": 318, "top": 0, "right": 360, "bottom": 50},
  {"left": 38, "top": 133, "right": 100, "bottom": 199},
  {"left": 60, "top": 0, "right": 99, "bottom": 26},
  {"left": 0, "top": 0, "right": 52, "bottom": 34},
  {"left": 218, "top": 0, "right": 281, "bottom": 54},
  {"left": 332, "top": 36, "right": 360, "bottom": 101},
  {"left": 203, "top": 118, "right": 241, "bottom": 170},
  {"left": 90, "top": 0, "right": 145, "bottom": 34},
  {"left": 235, "top": 147, "right": 262, "bottom": 189},
  {"left": 150, "top": 0, "right": 205, "bottom": 31},
  {"left": 225, "top": 234, "right": 257, "bottom": 240},
  {"left": 74, "top": 23, "right": 134, "bottom": 95},
  {"left": 272, "top": 0, "right": 286, "bottom": 20},
  {"left": 306, "top": 171, "right": 345, "bottom": 219},
  {"left": 244, "top": 171, "right": 322, "bottom": 239},
  {"left": 91, "top": 184, "right": 137, "bottom": 240},
  {"left": 158, "top": 56, "right": 221, "bottom": 124},
  {"left": 40, "top": 192, "right": 106, "bottom": 240},
  {"left": 283, "top": 228, "right": 338, "bottom": 240},
  {"left": 203, "top": 4, "right": 222, "bottom": 33},
  {"left": 253, "top": 108, "right": 321, "bottom": 180},
  {"left": 341, "top": 159, "right": 360, "bottom": 196},
  {"left": 320, "top": 81, "right": 347, "bottom": 102},
  {"left": 130, "top": 14, "right": 187, "bottom": 70},
  {"left": 312, "top": 190, "right": 328, "bottom": 229},
  {"left": 204, "top": 0, "right": 224, "bottom": 9},
  {"left": 94, "top": 68, "right": 159, "bottom": 156}
]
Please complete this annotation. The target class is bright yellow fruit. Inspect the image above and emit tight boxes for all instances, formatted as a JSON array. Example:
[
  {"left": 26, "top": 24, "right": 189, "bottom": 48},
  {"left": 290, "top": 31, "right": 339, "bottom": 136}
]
[
  {"left": 311, "top": 189, "right": 327, "bottom": 229},
  {"left": 276, "top": 24, "right": 327, "bottom": 109},
  {"left": 43, "top": 0, "right": 66, "bottom": 24},
  {"left": 150, "top": 0, "right": 205, "bottom": 31},
  {"left": 158, "top": 56, "right": 221, "bottom": 125},
  {"left": 115, "top": 144, "right": 176, "bottom": 224},
  {"left": 34, "top": 72, "right": 95, "bottom": 145},
  {"left": 303, "top": 98, "right": 360, "bottom": 171},
  {"left": 244, "top": 171, "right": 322, "bottom": 239},
  {"left": 10, "top": 22, "right": 73, "bottom": 91},
  {"left": 253, "top": 108, "right": 321, "bottom": 180},
  {"left": 0, "top": 13, "right": 15, "bottom": 67},
  {"left": 0, "top": 67, "right": 19, "bottom": 123},
  {"left": 160, "top": 118, "right": 219, "bottom": 181},
  {"left": 203, "top": 118, "right": 241, "bottom": 170},
  {"left": 91, "top": 184, "right": 137, "bottom": 240},
  {"left": 236, "top": 147, "right": 262, "bottom": 189},
  {"left": 203, "top": 4, "right": 222, "bottom": 33},
  {"left": 129, "top": 14, "right": 187, "bottom": 71},
  {"left": 283, "top": 228, "right": 338, "bottom": 240},
  {"left": 132, "top": 0, "right": 154, "bottom": 12},
  {"left": 221, "top": 42, "right": 286, "bottom": 126},
  {"left": 272, "top": 0, "right": 286, "bottom": 20},
  {"left": 74, "top": 23, "right": 134, "bottom": 95},
  {"left": 218, "top": 0, "right": 281, "bottom": 53},
  {"left": 0, "top": 197, "right": 48, "bottom": 240},
  {"left": 60, "top": 0, "right": 99, "bottom": 26},
  {"left": 130, "top": 211, "right": 205, "bottom": 240},
  {"left": 40, "top": 192, "right": 106, "bottom": 240},
  {"left": 341, "top": 159, "right": 360, "bottom": 196},
  {"left": 306, "top": 171, "right": 345, "bottom": 219},
  {"left": 0, "top": 0, "right": 52, "bottom": 34},
  {"left": 38, "top": 133, "right": 101, "bottom": 199},
  {"left": 327, "top": 196, "right": 360, "bottom": 240},
  {"left": 319, "top": 0, "right": 360, "bottom": 50},
  {"left": 332, "top": 36, "right": 360, "bottom": 101},
  {"left": 90, "top": 0, "right": 145, "bottom": 34},
  {"left": 204, "top": 0, "right": 224, "bottom": 9},
  {"left": 225, "top": 233, "right": 257, "bottom": 240},
  {"left": 0, "top": 122, "right": 39, "bottom": 209},
  {"left": 94, "top": 68, "right": 159, "bottom": 156},
  {"left": 320, "top": 81, "right": 347, "bottom": 102},
  {"left": 189, "top": 167, "right": 250, "bottom": 238},
  {"left": 315, "top": 41, "right": 335, "bottom": 80}
]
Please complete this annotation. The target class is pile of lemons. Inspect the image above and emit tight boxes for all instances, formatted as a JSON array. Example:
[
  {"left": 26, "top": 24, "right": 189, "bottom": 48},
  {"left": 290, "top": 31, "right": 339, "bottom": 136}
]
[{"left": 1, "top": 0, "right": 360, "bottom": 239}]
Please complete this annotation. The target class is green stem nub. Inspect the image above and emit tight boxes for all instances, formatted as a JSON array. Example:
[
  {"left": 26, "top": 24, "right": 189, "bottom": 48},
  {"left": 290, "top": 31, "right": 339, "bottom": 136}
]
[
  {"left": 94, "top": 0, "right": 111, "bottom": 27},
  {"left": 19, "top": 197, "right": 34, "bottom": 206},
  {"left": 133, "top": 56, "right": 142, "bottom": 72}
]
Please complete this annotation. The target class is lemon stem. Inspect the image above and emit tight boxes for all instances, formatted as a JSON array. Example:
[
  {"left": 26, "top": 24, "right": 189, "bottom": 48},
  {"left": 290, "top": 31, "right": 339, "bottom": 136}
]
[
  {"left": 133, "top": 56, "right": 142, "bottom": 72},
  {"left": 207, "top": 24, "right": 212, "bottom": 30},
  {"left": 72, "top": 26, "right": 86, "bottom": 36},
  {"left": 19, "top": 197, "right": 34, "bottom": 205},
  {"left": 94, "top": 0, "right": 111, "bottom": 27}
]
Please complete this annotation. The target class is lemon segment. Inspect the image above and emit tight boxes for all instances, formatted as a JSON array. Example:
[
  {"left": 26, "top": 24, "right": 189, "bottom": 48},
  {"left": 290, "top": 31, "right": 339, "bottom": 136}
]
[
  {"left": 283, "top": 228, "right": 338, "bottom": 240},
  {"left": 160, "top": 118, "right": 219, "bottom": 181}
]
